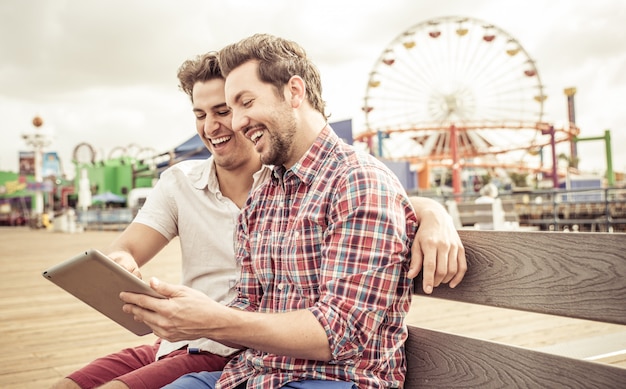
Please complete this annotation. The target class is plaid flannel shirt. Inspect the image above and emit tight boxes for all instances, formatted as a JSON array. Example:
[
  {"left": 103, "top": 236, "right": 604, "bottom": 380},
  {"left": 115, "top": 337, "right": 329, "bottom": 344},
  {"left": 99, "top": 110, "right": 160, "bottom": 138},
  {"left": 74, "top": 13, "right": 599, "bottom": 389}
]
[{"left": 219, "top": 126, "right": 418, "bottom": 389}]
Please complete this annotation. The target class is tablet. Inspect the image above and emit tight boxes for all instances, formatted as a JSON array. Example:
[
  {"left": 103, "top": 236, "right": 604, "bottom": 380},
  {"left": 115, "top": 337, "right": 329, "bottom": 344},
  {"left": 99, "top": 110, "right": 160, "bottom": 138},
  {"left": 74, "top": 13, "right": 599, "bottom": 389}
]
[{"left": 42, "top": 249, "right": 165, "bottom": 336}]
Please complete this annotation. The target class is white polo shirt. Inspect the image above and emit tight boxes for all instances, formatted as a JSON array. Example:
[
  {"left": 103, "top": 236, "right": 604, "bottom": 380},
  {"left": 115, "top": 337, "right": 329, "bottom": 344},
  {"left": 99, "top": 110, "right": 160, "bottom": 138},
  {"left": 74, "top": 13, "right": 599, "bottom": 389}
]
[{"left": 133, "top": 157, "right": 271, "bottom": 359}]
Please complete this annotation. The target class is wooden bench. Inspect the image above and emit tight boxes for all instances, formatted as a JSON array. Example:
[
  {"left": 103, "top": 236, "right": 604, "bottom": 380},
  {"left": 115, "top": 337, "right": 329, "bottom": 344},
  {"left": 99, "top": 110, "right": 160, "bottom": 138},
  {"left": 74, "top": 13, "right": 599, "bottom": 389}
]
[
  {"left": 501, "top": 199, "right": 520, "bottom": 225},
  {"left": 405, "top": 230, "right": 626, "bottom": 388},
  {"left": 447, "top": 199, "right": 521, "bottom": 230},
  {"left": 447, "top": 200, "right": 505, "bottom": 230}
]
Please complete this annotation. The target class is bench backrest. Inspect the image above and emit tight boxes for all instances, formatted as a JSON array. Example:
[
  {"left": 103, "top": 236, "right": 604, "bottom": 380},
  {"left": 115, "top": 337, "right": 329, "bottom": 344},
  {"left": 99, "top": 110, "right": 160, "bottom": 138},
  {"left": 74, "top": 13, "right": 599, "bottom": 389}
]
[
  {"left": 447, "top": 200, "right": 509, "bottom": 229},
  {"left": 500, "top": 199, "right": 519, "bottom": 222},
  {"left": 405, "top": 230, "right": 626, "bottom": 388}
]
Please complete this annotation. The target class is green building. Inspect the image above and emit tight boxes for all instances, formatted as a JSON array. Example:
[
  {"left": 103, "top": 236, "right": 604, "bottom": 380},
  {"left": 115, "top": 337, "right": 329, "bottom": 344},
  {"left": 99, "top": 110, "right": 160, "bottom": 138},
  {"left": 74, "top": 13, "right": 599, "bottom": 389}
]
[{"left": 72, "top": 156, "right": 155, "bottom": 205}]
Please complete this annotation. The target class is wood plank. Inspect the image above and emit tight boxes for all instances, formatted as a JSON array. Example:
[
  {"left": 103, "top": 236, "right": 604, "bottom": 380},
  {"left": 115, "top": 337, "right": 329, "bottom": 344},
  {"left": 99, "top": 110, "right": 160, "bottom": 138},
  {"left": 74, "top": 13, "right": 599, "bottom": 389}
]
[
  {"left": 404, "top": 326, "right": 626, "bottom": 388},
  {"left": 456, "top": 203, "right": 494, "bottom": 212},
  {"left": 501, "top": 199, "right": 520, "bottom": 222},
  {"left": 407, "top": 296, "right": 626, "bottom": 364},
  {"left": 456, "top": 203, "right": 495, "bottom": 226},
  {"left": 416, "top": 230, "right": 626, "bottom": 325}
]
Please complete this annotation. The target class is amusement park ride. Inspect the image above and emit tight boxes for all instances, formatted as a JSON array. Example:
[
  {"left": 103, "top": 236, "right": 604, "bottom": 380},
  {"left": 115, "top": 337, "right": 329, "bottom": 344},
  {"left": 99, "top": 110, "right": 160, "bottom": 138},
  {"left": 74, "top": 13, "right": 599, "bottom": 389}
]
[
  {"left": 66, "top": 16, "right": 611, "bottom": 196},
  {"left": 355, "top": 16, "right": 582, "bottom": 194},
  {"left": 9, "top": 17, "right": 619, "bottom": 230}
]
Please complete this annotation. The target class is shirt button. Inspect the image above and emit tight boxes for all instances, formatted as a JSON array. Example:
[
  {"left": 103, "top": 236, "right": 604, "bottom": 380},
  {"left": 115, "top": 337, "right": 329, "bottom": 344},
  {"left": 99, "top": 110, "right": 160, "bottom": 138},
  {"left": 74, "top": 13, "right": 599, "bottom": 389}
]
[{"left": 277, "top": 283, "right": 284, "bottom": 290}]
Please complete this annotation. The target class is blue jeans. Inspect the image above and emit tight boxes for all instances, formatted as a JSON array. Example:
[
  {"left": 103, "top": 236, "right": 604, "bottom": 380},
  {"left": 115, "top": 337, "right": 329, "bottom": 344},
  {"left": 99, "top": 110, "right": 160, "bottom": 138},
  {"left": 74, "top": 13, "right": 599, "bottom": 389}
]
[{"left": 162, "top": 371, "right": 358, "bottom": 388}]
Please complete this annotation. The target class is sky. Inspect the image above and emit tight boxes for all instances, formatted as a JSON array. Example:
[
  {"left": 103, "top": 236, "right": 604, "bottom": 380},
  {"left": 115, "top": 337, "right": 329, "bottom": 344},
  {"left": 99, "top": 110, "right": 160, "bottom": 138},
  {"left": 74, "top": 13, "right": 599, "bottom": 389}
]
[{"left": 1, "top": 0, "right": 624, "bottom": 180}]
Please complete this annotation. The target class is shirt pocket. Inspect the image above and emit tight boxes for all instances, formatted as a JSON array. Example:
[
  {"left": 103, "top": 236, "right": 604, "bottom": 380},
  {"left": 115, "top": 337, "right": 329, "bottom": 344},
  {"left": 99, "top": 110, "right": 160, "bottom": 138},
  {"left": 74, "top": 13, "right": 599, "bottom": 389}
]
[
  {"left": 280, "top": 223, "right": 323, "bottom": 307},
  {"left": 248, "top": 229, "right": 278, "bottom": 288}
]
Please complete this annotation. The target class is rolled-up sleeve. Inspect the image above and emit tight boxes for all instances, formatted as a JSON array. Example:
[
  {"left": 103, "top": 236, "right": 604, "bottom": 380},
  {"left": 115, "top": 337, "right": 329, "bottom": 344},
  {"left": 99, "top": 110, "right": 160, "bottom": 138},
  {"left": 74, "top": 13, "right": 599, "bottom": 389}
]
[{"left": 309, "top": 165, "right": 417, "bottom": 362}]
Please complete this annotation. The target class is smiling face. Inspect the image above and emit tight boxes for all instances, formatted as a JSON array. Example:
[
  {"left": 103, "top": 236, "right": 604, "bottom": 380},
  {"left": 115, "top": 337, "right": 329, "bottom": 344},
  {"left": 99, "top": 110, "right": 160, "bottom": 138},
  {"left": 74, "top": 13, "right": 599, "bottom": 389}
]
[
  {"left": 191, "top": 78, "right": 257, "bottom": 172},
  {"left": 224, "top": 61, "right": 298, "bottom": 168}
]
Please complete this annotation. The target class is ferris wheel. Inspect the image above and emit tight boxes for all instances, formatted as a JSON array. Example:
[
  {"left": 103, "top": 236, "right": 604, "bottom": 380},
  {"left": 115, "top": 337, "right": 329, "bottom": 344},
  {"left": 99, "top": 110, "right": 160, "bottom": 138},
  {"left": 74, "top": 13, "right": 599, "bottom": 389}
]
[{"left": 360, "top": 16, "right": 548, "bottom": 166}]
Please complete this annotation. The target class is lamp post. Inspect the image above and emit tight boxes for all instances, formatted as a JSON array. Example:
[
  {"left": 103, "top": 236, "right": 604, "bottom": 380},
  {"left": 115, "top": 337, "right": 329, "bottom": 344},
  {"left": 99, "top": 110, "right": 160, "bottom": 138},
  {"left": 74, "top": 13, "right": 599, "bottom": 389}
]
[
  {"left": 539, "top": 123, "right": 558, "bottom": 189},
  {"left": 564, "top": 87, "right": 578, "bottom": 169},
  {"left": 450, "top": 123, "right": 462, "bottom": 198},
  {"left": 21, "top": 116, "right": 52, "bottom": 218}
]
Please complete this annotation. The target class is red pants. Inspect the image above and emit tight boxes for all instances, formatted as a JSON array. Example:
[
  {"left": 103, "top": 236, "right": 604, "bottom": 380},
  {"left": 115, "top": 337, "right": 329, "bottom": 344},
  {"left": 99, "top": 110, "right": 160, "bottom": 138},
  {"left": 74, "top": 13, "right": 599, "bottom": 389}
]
[{"left": 67, "top": 340, "right": 230, "bottom": 389}]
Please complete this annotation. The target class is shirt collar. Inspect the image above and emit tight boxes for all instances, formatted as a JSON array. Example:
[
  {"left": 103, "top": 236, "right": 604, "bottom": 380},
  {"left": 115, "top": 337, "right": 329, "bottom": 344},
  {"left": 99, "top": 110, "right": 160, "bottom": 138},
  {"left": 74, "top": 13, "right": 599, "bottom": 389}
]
[
  {"left": 187, "top": 158, "right": 217, "bottom": 191},
  {"left": 190, "top": 157, "right": 271, "bottom": 193},
  {"left": 272, "top": 125, "right": 337, "bottom": 186}
]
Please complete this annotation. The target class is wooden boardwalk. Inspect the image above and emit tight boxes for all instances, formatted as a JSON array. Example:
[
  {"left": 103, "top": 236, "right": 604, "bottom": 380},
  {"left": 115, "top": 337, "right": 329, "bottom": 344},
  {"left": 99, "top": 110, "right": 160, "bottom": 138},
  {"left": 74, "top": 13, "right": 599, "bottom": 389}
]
[{"left": 1, "top": 227, "right": 624, "bottom": 388}]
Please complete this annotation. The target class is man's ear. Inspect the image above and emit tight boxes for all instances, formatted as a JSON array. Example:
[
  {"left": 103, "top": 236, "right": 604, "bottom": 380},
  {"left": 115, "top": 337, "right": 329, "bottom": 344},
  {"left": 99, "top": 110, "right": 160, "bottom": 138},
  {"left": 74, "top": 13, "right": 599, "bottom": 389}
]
[{"left": 287, "top": 75, "right": 306, "bottom": 108}]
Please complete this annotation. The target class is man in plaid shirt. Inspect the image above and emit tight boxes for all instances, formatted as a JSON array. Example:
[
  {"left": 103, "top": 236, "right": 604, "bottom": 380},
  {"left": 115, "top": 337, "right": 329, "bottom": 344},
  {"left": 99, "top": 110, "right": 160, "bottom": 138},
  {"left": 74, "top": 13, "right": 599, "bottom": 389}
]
[{"left": 123, "top": 34, "right": 462, "bottom": 389}]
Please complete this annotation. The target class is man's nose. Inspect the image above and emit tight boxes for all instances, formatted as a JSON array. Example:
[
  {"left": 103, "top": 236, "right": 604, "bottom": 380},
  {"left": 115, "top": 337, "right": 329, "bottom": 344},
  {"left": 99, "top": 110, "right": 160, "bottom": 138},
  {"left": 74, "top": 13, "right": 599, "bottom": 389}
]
[
  {"left": 230, "top": 110, "right": 248, "bottom": 133},
  {"left": 204, "top": 118, "right": 220, "bottom": 135}
]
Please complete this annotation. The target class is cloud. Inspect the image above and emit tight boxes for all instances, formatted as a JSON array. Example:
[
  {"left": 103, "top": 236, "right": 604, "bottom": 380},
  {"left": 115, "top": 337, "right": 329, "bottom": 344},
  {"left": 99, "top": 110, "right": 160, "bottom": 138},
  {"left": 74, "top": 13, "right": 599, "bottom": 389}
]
[{"left": 0, "top": 0, "right": 624, "bottom": 178}]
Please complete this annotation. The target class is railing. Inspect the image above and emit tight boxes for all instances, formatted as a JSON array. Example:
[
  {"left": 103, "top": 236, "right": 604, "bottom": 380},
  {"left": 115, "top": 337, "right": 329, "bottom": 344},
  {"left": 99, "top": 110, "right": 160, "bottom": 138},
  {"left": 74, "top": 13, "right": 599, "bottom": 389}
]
[
  {"left": 409, "top": 186, "right": 626, "bottom": 233},
  {"left": 516, "top": 187, "right": 626, "bottom": 232}
]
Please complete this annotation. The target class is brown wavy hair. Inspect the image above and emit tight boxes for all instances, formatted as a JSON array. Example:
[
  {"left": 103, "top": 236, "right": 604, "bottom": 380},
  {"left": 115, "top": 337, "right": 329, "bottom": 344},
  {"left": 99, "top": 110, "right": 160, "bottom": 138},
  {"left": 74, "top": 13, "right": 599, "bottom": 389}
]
[
  {"left": 219, "top": 34, "right": 327, "bottom": 119},
  {"left": 177, "top": 51, "right": 222, "bottom": 102}
]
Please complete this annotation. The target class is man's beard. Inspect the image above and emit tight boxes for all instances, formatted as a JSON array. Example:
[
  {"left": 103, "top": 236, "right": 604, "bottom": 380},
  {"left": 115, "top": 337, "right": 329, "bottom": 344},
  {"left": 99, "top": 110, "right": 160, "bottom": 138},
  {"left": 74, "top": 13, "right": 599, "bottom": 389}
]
[{"left": 261, "top": 109, "right": 297, "bottom": 167}]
